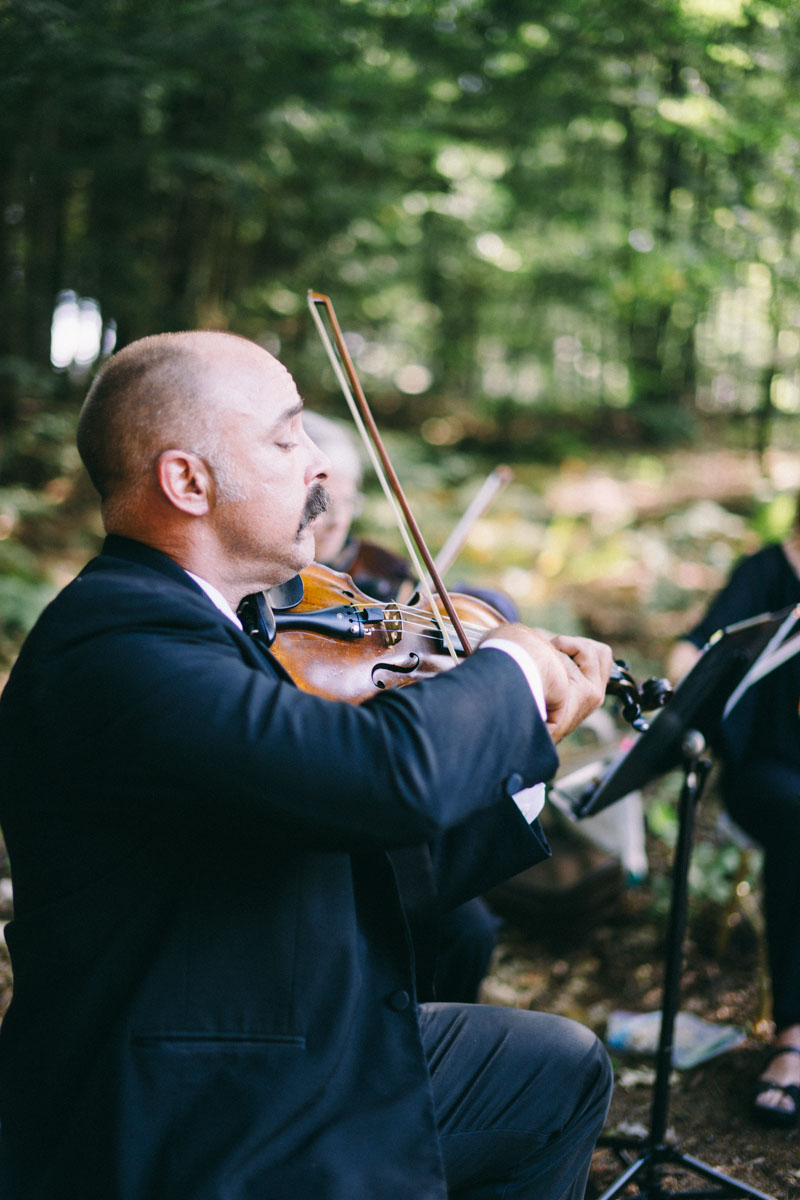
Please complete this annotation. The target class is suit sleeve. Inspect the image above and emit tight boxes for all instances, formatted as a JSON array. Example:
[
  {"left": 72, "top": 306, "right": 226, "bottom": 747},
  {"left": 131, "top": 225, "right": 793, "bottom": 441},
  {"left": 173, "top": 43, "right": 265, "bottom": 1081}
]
[
  {"left": 40, "top": 585, "right": 559, "bottom": 856},
  {"left": 431, "top": 797, "right": 551, "bottom": 912}
]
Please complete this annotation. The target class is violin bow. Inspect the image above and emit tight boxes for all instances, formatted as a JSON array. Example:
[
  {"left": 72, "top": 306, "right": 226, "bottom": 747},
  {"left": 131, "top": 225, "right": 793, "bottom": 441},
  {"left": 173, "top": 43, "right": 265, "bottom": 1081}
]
[
  {"left": 307, "top": 289, "right": 470, "bottom": 662},
  {"left": 410, "top": 463, "right": 513, "bottom": 595}
]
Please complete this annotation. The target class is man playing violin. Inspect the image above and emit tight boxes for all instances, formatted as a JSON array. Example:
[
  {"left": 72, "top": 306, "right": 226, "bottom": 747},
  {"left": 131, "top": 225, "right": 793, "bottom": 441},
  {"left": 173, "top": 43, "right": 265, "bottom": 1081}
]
[{"left": 0, "top": 330, "right": 613, "bottom": 1200}]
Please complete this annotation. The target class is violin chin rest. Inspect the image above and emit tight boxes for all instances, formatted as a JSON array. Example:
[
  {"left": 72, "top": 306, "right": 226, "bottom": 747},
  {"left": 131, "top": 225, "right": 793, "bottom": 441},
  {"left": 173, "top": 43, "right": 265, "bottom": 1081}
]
[{"left": 266, "top": 574, "right": 305, "bottom": 611}]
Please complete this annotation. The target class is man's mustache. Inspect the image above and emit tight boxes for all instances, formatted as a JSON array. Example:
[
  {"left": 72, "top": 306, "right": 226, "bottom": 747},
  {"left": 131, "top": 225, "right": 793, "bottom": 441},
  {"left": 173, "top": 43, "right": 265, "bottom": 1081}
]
[{"left": 297, "top": 483, "right": 331, "bottom": 535}]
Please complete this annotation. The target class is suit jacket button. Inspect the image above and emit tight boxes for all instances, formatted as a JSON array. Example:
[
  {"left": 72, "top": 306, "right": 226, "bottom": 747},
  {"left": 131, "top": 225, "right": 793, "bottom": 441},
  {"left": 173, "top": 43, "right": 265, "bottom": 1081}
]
[
  {"left": 387, "top": 990, "right": 410, "bottom": 1011},
  {"left": 505, "top": 772, "right": 524, "bottom": 796}
]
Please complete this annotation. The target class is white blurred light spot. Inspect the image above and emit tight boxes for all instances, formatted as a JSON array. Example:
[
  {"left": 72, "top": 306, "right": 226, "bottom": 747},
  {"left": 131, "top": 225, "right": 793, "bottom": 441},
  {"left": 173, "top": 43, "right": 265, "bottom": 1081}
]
[
  {"left": 628, "top": 229, "right": 655, "bottom": 253},
  {"left": 475, "top": 232, "right": 505, "bottom": 260},
  {"left": 394, "top": 364, "right": 432, "bottom": 395},
  {"left": 50, "top": 290, "right": 108, "bottom": 371}
]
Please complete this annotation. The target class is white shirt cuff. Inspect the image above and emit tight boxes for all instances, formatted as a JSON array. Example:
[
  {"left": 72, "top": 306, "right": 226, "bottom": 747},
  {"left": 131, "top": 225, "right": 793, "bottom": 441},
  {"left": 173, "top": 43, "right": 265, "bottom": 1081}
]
[{"left": 479, "top": 638, "right": 548, "bottom": 823}]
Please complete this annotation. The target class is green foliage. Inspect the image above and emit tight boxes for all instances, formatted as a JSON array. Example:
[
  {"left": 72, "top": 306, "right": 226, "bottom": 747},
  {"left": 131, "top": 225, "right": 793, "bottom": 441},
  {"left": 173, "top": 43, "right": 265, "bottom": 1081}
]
[
  {"left": 2, "top": 0, "right": 800, "bottom": 450},
  {"left": 751, "top": 491, "right": 797, "bottom": 544},
  {"left": 646, "top": 794, "right": 681, "bottom": 849},
  {"left": 689, "top": 838, "right": 758, "bottom": 908},
  {"left": 0, "top": 410, "right": 80, "bottom": 488},
  {"left": 0, "top": 534, "right": 44, "bottom": 586},
  {"left": 642, "top": 789, "right": 759, "bottom": 925},
  {"left": 0, "top": 573, "right": 56, "bottom": 639},
  {"left": 0, "top": 530, "right": 58, "bottom": 657}
]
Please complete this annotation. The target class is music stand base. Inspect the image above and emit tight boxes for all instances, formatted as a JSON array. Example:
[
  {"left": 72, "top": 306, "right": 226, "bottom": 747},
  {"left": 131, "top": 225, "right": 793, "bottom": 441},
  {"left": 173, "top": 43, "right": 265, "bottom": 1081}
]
[{"left": 594, "top": 1136, "right": 776, "bottom": 1199}]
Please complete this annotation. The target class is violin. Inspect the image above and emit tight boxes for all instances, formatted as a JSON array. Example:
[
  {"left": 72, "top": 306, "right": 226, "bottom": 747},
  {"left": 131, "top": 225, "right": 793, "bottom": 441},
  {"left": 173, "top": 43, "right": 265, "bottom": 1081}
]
[{"left": 241, "top": 562, "right": 673, "bottom": 730}]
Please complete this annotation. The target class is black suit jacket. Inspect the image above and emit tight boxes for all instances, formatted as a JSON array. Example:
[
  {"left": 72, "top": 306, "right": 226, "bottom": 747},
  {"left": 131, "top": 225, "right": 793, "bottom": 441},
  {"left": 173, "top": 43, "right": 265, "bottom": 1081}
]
[{"left": 0, "top": 536, "right": 557, "bottom": 1199}]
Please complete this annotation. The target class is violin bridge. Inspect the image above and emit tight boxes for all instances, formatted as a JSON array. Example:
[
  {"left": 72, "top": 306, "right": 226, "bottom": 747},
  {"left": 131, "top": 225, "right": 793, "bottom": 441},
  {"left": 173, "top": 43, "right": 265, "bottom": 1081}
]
[{"left": 379, "top": 601, "right": 402, "bottom": 646}]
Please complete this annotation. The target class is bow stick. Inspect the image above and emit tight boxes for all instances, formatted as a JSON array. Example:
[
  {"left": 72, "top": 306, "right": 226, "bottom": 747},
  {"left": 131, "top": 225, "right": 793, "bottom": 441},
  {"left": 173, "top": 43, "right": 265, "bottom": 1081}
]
[
  {"left": 408, "top": 463, "right": 513, "bottom": 599},
  {"left": 307, "top": 290, "right": 470, "bottom": 662}
]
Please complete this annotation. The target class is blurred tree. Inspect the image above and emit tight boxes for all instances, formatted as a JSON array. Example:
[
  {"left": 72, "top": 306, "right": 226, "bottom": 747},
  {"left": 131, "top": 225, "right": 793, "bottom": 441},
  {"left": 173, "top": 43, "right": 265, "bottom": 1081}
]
[{"left": 1, "top": 0, "right": 799, "bottom": 453}]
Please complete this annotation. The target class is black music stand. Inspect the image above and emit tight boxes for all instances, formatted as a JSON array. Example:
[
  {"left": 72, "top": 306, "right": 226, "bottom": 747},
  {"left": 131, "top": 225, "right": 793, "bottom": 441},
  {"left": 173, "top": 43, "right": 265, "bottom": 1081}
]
[{"left": 573, "top": 607, "right": 799, "bottom": 1200}]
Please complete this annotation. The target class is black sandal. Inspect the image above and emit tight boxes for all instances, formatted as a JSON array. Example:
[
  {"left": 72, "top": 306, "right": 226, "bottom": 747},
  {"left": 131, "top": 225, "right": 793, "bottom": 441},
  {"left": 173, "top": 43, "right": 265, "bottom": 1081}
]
[{"left": 753, "top": 1046, "right": 800, "bottom": 1128}]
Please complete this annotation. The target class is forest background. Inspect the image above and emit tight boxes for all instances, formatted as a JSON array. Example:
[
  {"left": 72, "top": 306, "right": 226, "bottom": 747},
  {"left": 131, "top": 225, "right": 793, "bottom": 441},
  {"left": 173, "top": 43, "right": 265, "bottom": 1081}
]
[{"left": 2, "top": 0, "right": 800, "bottom": 1194}]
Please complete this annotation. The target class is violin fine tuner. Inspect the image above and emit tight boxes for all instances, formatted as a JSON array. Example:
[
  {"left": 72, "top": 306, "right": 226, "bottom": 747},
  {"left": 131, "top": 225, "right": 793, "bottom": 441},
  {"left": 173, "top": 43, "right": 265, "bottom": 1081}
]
[{"left": 607, "top": 660, "right": 674, "bottom": 732}]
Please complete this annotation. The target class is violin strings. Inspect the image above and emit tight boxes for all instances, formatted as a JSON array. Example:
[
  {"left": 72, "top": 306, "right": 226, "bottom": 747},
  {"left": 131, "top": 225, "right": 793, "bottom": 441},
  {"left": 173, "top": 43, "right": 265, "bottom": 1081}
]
[
  {"left": 360, "top": 628, "right": 474, "bottom": 651},
  {"left": 395, "top": 612, "right": 488, "bottom": 639},
  {"left": 360, "top": 616, "right": 483, "bottom": 650},
  {"left": 392, "top": 619, "right": 481, "bottom": 644},
  {"left": 385, "top": 601, "right": 490, "bottom": 637}
]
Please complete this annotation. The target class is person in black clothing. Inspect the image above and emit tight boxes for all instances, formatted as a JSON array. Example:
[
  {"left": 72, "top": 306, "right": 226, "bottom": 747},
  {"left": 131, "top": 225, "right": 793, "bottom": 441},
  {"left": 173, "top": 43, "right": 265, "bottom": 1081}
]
[{"left": 669, "top": 501, "right": 800, "bottom": 1126}]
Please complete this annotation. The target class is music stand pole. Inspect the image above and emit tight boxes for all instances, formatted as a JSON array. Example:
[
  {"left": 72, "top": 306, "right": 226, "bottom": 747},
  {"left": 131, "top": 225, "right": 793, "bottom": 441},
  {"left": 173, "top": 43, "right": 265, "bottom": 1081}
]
[{"left": 595, "top": 731, "right": 774, "bottom": 1200}]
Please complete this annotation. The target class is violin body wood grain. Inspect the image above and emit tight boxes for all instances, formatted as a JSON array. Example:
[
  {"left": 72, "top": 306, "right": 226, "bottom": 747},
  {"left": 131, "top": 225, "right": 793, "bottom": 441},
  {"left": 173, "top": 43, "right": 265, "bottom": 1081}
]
[{"left": 269, "top": 561, "right": 502, "bottom": 703}]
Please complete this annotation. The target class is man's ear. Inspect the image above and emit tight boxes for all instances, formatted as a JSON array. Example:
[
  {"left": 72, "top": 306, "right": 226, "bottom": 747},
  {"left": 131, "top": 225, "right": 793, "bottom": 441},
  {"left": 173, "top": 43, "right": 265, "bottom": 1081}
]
[{"left": 156, "top": 449, "right": 212, "bottom": 516}]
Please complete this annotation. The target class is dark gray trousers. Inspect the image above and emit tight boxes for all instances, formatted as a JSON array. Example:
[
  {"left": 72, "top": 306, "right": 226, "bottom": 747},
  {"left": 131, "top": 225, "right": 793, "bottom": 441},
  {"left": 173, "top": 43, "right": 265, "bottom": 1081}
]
[{"left": 420, "top": 1002, "right": 613, "bottom": 1200}]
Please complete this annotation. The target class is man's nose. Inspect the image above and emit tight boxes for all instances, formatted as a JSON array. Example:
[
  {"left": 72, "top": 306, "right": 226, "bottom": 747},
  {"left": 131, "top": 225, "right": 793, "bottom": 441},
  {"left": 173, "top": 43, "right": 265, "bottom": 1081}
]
[{"left": 305, "top": 440, "right": 331, "bottom": 485}]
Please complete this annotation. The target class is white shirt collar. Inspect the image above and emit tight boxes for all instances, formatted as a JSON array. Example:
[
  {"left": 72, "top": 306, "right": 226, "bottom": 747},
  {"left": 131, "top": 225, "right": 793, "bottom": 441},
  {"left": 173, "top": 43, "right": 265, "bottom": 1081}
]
[{"left": 185, "top": 571, "right": 243, "bottom": 629}]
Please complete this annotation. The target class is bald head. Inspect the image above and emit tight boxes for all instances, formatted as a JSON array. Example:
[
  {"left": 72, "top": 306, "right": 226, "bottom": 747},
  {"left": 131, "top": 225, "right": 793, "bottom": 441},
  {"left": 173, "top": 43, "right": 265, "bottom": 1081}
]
[
  {"left": 76, "top": 330, "right": 330, "bottom": 600},
  {"left": 77, "top": 331, "right": 292, "bottom": 525}
]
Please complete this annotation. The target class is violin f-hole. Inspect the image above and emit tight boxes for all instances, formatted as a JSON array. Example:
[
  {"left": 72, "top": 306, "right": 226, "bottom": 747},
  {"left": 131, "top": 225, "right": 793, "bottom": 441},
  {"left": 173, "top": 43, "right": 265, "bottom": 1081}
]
[{"left": 371, "top": 654, "right": 421, "bottom": 689}]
